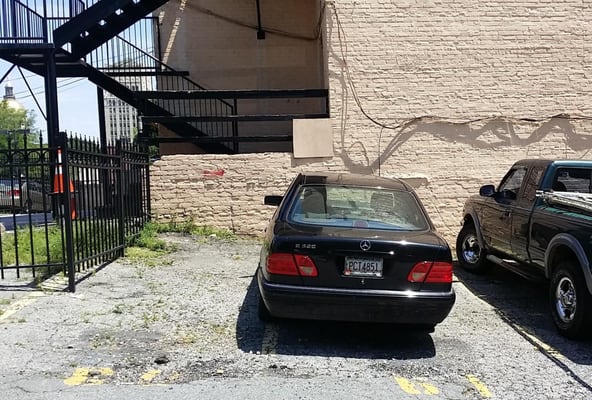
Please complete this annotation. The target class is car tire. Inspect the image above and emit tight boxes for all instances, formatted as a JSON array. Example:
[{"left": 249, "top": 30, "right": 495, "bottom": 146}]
[
  {"left": 549, "top": 261, "right": 592, "bottom": 339},
  {"left": 257, "top": 294, "right": 274, "bottom": 322},
  {"left": 456, "top": 223, "right": 489, "bottom": 273}
]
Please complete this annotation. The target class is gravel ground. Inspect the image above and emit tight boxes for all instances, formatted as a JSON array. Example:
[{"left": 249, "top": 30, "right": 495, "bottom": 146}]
[
  {"left": 1, "top": 233, "right": 283, "bottom": 385},
  {"left": 1, "top": 233, "right": 592, "bottom": 399}
]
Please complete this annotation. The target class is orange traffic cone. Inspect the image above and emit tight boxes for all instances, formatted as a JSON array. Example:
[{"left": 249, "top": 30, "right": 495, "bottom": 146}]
[{"left": 53, "top": 148, "right": 76, "bottom": 219}]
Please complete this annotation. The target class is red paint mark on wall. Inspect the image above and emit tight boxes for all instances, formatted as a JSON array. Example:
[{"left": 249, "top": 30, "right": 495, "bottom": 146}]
[{"left": 202, "top": 169, "right": 225, "bottom": 178}]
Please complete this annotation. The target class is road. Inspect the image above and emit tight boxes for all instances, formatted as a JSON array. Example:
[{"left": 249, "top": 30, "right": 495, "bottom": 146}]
[
  {"left": 0, "top": 212, "right": 53, "bottom": 231},
  {"left": 0, "top": 234, "right": 591, "bottom": 399}
]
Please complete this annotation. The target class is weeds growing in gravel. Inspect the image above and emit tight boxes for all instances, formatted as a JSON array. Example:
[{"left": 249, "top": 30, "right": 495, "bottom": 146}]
[
  {"left": 129, "top": 222, "right": 234, "bottom": 249},
  {"left": 123, "top": 221, "right": 237, "bottom": 267}
]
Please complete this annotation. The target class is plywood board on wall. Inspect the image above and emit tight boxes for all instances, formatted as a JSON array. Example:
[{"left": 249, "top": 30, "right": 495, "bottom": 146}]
[{"left": 293, "top": 118, "right": 333, "bottom": 158}]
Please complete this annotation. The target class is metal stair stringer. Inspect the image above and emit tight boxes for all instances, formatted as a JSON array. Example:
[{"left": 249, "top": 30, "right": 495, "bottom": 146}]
[
  {"left": 81, "top": 62, "right": 233, "bottom": 154},
  {"left": 53, "top": 0, "right": 169, "bottom": 59}
]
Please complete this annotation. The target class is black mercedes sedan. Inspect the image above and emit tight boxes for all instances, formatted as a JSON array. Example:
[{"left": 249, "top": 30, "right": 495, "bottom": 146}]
[{"left": 257, "top": 172, "right": 456, "bottom": 330}]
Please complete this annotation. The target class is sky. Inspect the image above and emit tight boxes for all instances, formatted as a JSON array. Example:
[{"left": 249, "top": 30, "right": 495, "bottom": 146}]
[{"left": 0, "top": 60, "right": 100, "bottom": 139}]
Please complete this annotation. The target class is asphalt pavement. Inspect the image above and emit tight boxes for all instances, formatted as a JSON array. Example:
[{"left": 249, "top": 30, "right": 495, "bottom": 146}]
[
  {"left": 1, "top": 233, "right": 591, "bottom": 400},
  {"left": 0, "top": 212, "right": 53, "bottom": 231}
]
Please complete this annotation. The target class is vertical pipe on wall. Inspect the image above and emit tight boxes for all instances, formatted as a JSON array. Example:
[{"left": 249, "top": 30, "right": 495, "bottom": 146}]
[{"left": 256, "top": 0, "right": 265, "bottom": 39}]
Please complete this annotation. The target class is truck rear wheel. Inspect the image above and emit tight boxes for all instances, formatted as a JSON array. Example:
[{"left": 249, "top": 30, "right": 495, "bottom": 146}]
[
  {"left": 456, "top": 224, "right": 489, "bottom": 273},
  {"left": 549, "top": 261, "right": 592, "bottom": 339}
]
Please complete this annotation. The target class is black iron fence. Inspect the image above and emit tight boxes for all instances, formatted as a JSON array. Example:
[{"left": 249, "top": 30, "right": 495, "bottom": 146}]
[{"left": 0, "top": 131, "right": 150, "bottom": 291}]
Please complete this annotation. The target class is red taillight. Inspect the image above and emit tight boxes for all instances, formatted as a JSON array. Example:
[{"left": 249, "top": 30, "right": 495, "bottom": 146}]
[
  {"left": 294, "top": 254, "right": 318, "bottom": 277},
  {"left": 426, "top": 262, "right": 454, "bottom": 283},
  {"left": 267, "top": 253, "right": 299, "bottom": 276},
  {"left": 408, "top": 261, "right": 453, "bottom": 283},
  {"left": 8, "top": 189, "right": 20, "bottom": 197},
  {"left": 266, "top": 253, "right": 319, "bottom": 277}
]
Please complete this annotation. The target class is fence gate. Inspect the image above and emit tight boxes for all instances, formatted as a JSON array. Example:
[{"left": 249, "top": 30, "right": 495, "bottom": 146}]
[{"left": 0, "top": 131, "right": 150, "bottom": 291}]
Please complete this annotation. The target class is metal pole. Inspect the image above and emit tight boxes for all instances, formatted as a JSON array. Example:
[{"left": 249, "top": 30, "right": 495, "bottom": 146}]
[
  {"left": 58, "top": 132, "right": 76, "bottom": 292},
  {"left": 45, "top": 48, "right": 60, "bottom": 222},
  {"left": 116, "top": 140, "right": 125, "bottom": 256},
  {"left": 42, "top": 0, "right": 48, "bottom": 41},
  {"left": 97, "top": 87, "right": 107, "bottom": 148},
  {"left": 256, "top": 0, "right": 265, "bottom": 39},
  {"left": 44, "top": 49, "right": 59, "bottom": 149},
  {"left": 232, "top": 98, "right": 238, "bottom": 153},
  {"left": 10, "top": 0, "right": 16, "bottom": 41},
  {"left": 97, "top": 87, "right": 111, "bottom": 211}
]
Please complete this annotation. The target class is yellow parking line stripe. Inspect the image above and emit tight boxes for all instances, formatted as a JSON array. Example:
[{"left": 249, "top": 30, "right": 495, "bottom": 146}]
[
  {"left": 467, "top": 374, "right": 492, "bottom": 398},
  {"left": 419, "top": 382, "right": 439, "bottom": 395},
  {"left": 393, "top": 376, "right": 440, "bottom": 395},
  {"left": 261, "top": 323, "right": 279, "bottom": 354},
  {"left": 394, "top": 376, "right": 421, "bottom": 395},
  {"left": 520, "top": 329, "right": 564, "bottom": 360},
  {"left": 140, "top": 369, "right": 161, "bottom": 383},
  {"left": 64, "top": 368, "right": 91, "bottom": 386},
  {"left": 0, "top": 292, "right": 44, "bottom": 323},
  {"left": 64, "top": 367, "right": 113, "bottom": 386}
]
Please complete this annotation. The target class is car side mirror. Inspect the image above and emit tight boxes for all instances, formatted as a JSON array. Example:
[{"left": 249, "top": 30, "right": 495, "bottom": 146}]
[
  {"left": 264, "top": 195, "right": 283, "bottom": 206},
  {"left": 479, "top": 185, "right": 495, "bottom": 197}
]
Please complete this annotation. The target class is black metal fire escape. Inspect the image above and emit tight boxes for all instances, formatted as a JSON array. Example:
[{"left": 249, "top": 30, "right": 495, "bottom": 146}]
[
  {"left": 0, "top": 0, "right": 235, "bottom": 153},
  {"left": 0, "top": 0, "right": 330, "bottom": 154}
]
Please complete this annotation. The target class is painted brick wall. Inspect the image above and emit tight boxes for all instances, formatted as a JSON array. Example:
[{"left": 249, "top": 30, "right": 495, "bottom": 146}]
[{"left": 151, "top": 0, "right": 592, "bottom": 247}]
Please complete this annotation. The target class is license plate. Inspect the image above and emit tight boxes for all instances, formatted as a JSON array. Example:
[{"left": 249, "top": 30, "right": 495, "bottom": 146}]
[{"left": 344, "top": 256, "right": 383, "bottom": 277}]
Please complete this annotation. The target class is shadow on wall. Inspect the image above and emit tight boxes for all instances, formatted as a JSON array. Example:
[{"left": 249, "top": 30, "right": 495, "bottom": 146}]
[
  {"left": 335, "top": 117, "right": 590, "bottom": 174},
  {"left": 324, "top": 5, "right": 590, "bottom": 173}
]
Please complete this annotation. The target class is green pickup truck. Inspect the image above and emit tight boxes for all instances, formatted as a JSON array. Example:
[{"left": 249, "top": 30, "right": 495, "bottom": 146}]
[{"left": 456, "top": 159, "right": 592, "bottom": 339}]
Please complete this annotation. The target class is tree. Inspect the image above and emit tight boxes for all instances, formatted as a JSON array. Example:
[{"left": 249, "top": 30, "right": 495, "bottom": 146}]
[{"left": 0, "top": 100, "right": 38, "bottom": 150}]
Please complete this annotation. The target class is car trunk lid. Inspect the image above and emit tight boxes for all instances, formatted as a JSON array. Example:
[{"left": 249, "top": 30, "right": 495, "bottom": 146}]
[{"left": 270, "top": 224, "right": 452, "bottom": 292}]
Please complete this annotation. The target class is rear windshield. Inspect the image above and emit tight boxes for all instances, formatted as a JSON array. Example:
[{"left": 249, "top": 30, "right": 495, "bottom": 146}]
[
  {"left": 554, "top": 168, "right": 592, "bottom": 193},
  {"left": 288, "top": 184, "right": 430, "bottom": 231}
]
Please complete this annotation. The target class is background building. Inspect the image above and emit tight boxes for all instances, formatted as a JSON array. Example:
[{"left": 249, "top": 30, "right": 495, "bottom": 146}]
[
  {"left": 2, "top": 81, "right": 24, "bottom": 111},
  {"left": 104, "top": 75, "right": 153, "bottom": 144},
  {"left": 104, "top": 93, "right": 136, "bottom": 144}
]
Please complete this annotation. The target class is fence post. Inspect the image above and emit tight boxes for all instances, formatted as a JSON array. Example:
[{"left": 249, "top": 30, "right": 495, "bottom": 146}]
[
  {"left": 116, "top": 140, "right": 125, "bottom": 256},
  {"left": 144, "top": 141, "right": 151, "bottom": 222},
  {"left": 57, "top": 132, "right": 76, "bottom": 292}
]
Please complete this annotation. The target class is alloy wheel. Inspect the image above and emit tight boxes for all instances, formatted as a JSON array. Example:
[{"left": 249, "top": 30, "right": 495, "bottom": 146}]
[
  {"left": 555, "top": 276, "right": 577, "bottom": 323},
  {"left": 461, "top": 234, "right": 481, "bottom": 264}
]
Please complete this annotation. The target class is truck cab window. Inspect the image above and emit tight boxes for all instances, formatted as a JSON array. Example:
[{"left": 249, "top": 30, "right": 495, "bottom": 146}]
[
  {"left": 522, "top": 167, "right": 544, "bottom": 201},
  {"left": 555, "top": 168, "right": 592, "bottom": 193},
  {"left": 498, "top": 167, "right": 526, "bottom": 199}
]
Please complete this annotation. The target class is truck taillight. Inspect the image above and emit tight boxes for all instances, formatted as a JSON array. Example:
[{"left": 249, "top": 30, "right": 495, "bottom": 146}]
[
  {"left": 8, "top": 189, "right": 20, "bottom": 197},
  {"left": 408, "top": 261, "right": 453, "bottom": 283},
  {"left": 266, "top": 253, "right": 318, "bottom": 277}
]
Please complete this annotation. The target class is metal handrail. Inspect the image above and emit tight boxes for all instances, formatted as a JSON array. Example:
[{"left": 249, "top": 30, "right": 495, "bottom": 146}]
[
  {"left": 87, "top": 26, "right": 236, "bottom": 142},
  {"left": 0, "top": 0, "right": 45, "bottom": 43}
]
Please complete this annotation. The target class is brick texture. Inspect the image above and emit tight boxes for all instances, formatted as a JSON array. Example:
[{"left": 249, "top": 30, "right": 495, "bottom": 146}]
[{"left": 151, "top": 0, "right": 592, "bottom": 247}]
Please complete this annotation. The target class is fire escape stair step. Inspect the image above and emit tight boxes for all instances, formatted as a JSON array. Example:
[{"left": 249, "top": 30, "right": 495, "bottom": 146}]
[{"left": 54, "top": 0, "right": 169, "bottom": 58}]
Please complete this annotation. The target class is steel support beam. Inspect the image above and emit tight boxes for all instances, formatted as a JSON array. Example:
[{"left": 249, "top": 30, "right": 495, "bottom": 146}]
[{"left": 44, "top": 49, "right": 59, "bottom": 148}]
